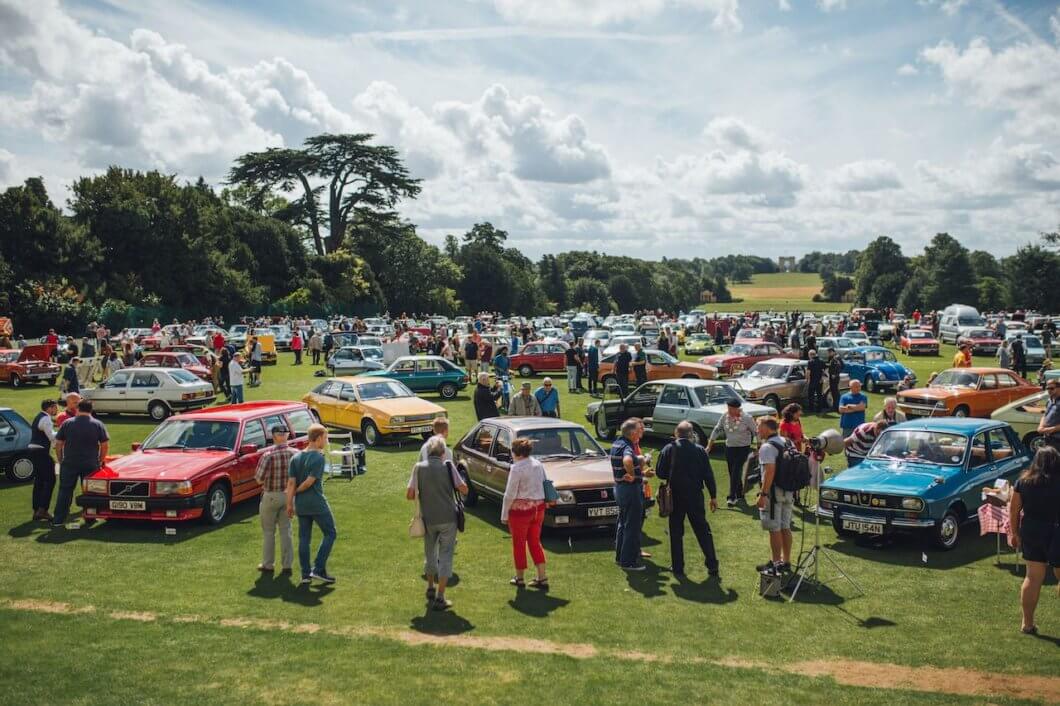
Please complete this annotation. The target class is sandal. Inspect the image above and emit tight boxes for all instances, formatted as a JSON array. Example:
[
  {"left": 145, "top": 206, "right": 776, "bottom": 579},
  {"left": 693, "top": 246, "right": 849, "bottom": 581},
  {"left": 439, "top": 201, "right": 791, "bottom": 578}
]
[
  {"left": 529, "top": 577, "right": 549, "bottom": 590},
  {"left": 509, "top": 577, "right": 525, "bottom": 587}
]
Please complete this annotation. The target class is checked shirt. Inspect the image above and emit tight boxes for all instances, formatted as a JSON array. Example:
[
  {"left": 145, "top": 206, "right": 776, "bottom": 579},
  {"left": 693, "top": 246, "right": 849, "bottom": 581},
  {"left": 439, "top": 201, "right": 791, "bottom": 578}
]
[{"left": 255, "top": 444, "right": 297, "bottom": 492}]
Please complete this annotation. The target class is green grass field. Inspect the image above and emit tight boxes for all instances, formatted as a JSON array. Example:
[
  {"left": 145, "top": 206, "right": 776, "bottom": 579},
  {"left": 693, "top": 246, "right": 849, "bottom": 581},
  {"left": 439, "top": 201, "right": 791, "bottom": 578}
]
[
  {"left": 0, "top": 342, "right": 1057, "bottom": 705},
  {"left": 728, "top": 272, "right": 842, "bottom": 312}
]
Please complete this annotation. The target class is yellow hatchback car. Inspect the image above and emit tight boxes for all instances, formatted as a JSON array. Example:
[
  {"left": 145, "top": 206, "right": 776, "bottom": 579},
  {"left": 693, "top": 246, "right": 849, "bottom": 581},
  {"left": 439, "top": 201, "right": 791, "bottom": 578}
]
[{"left": 302, "top": 376, "right": 447, "bottom": 447}]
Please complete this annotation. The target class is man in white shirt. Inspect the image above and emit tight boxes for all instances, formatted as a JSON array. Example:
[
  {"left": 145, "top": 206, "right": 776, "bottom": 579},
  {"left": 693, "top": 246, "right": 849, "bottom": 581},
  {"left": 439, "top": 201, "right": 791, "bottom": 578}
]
[
  {"left": 229, "top": 352, "right": 246, "bottom": 404},
  {"left": 408, "top": 417, "right": 455, "bottom": 493},
  {"left": 31, "top": 399, "right": 59, "bottom": 521}
]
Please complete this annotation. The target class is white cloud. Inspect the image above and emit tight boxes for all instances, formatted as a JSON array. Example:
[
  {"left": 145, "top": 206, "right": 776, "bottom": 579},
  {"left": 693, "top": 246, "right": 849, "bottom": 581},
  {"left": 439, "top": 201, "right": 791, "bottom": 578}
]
[
  {"left": 1052, "top": 8, "right": 1060, "bottom": 43},
  {"left": 0, "top": 148, "right": 15, "bottom": 186},
  {"left": 490, "top": 0, "right": 742, "bottom": 31},
  {"left": 778, "top": 0, "right": 792, "bottom": 11},
  {"left": 921, "top": 37, "right": 1060, "bottom": 140},
  {"left": 829, "top": 160, "right": 902, "bottom": 191},
  {"left": 817, "top": 0, "right": 847, "bottom": 12},
  {"left": 661, "top": 146, "right": 807, "bottom": 208},
  {"left": 897, "top": 63, "right": 919, "bottom": 76},
  {"left": 918, "top": 0, "right": 968, "bottom": 16},
  {"left": 703, "top": 116, "right": 769, "bottom": 151}
]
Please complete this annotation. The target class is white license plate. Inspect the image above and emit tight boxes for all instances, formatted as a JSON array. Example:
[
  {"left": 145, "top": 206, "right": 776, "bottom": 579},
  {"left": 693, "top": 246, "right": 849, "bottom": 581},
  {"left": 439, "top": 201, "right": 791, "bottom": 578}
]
[
  {"left": 842, "top": 519, "right": 883, "bottom": 535},
  {"left": 410, "top": 425, "right": 432, "bottom": 434},
  {"left": 587, "top": 506, "right": 619, "bottom": 518},
  {"left": 109, "top": 500, "right": 146, "bottom": 511}
]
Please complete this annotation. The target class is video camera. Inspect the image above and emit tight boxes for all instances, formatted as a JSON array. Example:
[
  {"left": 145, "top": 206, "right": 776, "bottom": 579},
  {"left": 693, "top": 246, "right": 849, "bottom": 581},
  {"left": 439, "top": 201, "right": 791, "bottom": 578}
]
[{"left": 741, "top": 429, "right": 843, "bottom": 495}]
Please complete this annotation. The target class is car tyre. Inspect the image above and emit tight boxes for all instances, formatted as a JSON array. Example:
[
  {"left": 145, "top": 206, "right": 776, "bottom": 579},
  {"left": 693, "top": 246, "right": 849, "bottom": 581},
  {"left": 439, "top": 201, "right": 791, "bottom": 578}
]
[
  {"left": 764, "top": 394, "right": 781, "bottom": 412},
  {"left": 595, "top": 410, "right": 616, "bottom": 441},
  {"left": 361, "top": 419, "right": 381, "bottom": 447},
  {"left": 48, "top": 377, "right": 57, "bottom": 386},
  {"left": 202, "top": 483, "right": 230, "bottom": 525},
  {"left": 5, "top": 452, "right": 36, "bottom": 483},
  {"left": 518, "top": 364, "right": 534, "bottom": 378},
  {"left": 10, "top": 373, "right": 21, "bottom": 388},
  {"left": 458, "top": 466, "right": 478, "bottom": 507},
  {"left": 690, "top": 424, "right": 706, "bottom": 446},
  {"left": 865, "top": 375, "right": 877, "bottom": 393},
  {"left": 932, "top": 508, "right": 961, "bottom": 551},
  {"left": 953, "top": 405, "right": 970, "bottom": 418},
  {"left": 1022, "top": 432, "right": 1044, "bottom": 452},
  {"left": 309, "top": 409, "right": 322, "bottom": 424},
  {"left": 438, "top": 382, "right": 458, "bottom": 400},
  {"left": 148, "top": 400, "right": 171, "bottom": 421}
]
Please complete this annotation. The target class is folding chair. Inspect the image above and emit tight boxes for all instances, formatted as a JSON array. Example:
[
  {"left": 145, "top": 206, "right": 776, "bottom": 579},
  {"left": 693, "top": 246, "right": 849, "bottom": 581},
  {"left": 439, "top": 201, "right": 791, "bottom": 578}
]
[{"left": 323, "top": 431, "right": 364, "bottom": 482}]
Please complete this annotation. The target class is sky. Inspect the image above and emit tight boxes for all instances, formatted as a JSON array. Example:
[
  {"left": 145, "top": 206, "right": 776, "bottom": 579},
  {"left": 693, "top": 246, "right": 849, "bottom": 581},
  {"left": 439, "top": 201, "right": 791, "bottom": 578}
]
[{"left": 1, "top": 0, "right": 1058, "bottom": 261}]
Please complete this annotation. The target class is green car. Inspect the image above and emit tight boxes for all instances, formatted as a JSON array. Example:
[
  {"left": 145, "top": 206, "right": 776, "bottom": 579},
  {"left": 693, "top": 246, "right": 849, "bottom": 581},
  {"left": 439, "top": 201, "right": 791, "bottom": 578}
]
[
  {"left": 362, "top": 355, "right": 469, "bottom": 400},
  {"left": 991, "top": 390, "right": 1051, "bottom": 452},
  {"left": 683, "top": 333, "right": 717, "bottom": 356}
]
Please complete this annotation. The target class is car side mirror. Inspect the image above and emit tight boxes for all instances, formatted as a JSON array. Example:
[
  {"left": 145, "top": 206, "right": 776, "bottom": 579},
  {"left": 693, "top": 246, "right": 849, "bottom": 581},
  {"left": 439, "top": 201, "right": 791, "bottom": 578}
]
[
  {"left": 131, "top": 442, "right": 141, "bottom": 451},
  {"left": 496, "top": 452, "right": 512, "bottom": 464},
  {"left": 239, "top": 443, "right": 258, "bottom": 456}
]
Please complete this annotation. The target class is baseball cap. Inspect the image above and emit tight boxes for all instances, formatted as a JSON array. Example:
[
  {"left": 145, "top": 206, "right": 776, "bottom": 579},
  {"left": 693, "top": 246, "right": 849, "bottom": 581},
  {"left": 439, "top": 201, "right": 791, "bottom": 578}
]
[
  {"left": 271, "top": 425, "right": 289, "bottom": 434},
  {"left": 726, "top": 398, "right": 742, "bottom": 408},
  {"left": 521, "top": 381, "right": 532, "bottom": 389}
]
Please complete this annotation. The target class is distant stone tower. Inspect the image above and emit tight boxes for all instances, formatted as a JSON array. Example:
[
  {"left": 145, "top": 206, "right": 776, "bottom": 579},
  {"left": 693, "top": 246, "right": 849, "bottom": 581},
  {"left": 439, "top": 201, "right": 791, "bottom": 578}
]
[{"left": 778, "top": 256, "right": 796, "bottom": 272}]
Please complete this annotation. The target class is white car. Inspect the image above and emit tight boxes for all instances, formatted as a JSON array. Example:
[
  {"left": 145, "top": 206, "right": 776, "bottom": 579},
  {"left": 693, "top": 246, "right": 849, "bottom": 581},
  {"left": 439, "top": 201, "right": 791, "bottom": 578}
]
[
  {"left": 83, "top": 368, "right": 216, "bottom": 421},
  {"left": 327, "top": 346, "right": 386, "bottom": 375}
]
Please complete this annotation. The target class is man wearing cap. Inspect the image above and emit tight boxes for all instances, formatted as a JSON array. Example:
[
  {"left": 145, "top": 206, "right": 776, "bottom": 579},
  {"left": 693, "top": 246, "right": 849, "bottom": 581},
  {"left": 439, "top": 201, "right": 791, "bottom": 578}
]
[
  {"left": 254, "top": 424, "right": 296, "bottom": 573},
  {"left": 509, "top": 381, "right": 543, "bottom": 416},
  {"left": 706, "top": 397, "right": 758, "bottom": 508},
  {"left": 535, "top": 378, "right": 561, "bottom": 418}
]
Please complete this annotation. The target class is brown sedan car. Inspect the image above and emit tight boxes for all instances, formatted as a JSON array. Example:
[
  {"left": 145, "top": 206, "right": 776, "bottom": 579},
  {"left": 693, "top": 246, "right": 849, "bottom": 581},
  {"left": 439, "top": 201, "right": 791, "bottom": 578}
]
[{"left": 454, "top": 417, "right": 649, "bottom": 528}]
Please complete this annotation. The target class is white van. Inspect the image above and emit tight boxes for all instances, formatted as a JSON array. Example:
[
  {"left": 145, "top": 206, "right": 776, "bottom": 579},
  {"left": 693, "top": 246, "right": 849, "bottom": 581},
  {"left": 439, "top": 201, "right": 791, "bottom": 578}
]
[{"left": 938, "top": 304, "right": 985, "bottom": 344}]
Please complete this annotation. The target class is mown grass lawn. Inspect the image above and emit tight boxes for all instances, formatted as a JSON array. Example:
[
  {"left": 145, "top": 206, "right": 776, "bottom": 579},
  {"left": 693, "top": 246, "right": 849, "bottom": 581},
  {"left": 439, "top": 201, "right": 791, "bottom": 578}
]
[
  {"left": 728, "top": 272, "right": 839, "bottom": 312},
  {"left": 0, "top": 342, "right": 1056, "bottom": 705}
]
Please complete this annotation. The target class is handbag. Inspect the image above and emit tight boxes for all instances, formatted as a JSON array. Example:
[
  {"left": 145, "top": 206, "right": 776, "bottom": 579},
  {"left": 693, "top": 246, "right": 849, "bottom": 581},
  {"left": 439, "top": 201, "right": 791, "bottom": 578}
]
[
  {"left": 446, "top": 460, "right": 466, "bottom": 532},
  {"left": 657, "top": 481, "right": 673, "bottom": 518},
  {"left": 543, "top": 477, "right": 560, "bottom": 504},
  {"left": 409, "top": 503, "right": 426, "bottom": 538}
]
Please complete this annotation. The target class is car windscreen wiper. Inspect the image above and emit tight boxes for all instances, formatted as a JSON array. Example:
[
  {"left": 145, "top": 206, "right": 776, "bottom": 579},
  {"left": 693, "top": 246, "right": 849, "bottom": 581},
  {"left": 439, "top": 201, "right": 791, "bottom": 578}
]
[
  {"left": 152, "top": 444, "right": 186, "bottom": 450},
  {"left": 201, "top": 445, "right": 232, "bottom": 451},
  {"left": 570, "top": 451, "right": 603, "bottom": 460},
  {"left": 539, "top": 453, "right": 575, "bottom": 459}
]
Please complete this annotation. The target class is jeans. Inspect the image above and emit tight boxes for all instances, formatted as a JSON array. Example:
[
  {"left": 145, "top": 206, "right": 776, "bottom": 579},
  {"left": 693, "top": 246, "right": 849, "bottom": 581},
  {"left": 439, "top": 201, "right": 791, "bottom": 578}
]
[
  {"left": 724, "top": 446, "right": 751, "bottom": 501},
  {"left": 508, "top": 504, "right": 546, "bottom": 571},
  {"left": 587, "top": 367, "right": 598, "bottom": 394},
  {"left": 807, "top": 377, "right": 824, "bottom": 412},
  {"left": 311, "top": 349, "right": 321, "bottom": 365},
  {"left": 230, "top": 384, "right": 244, "bottom": 404},
  {"left": 293, "top": 349, "right": 302, "bottom": 364},
  {"left": 424, "top": 521, "right": 458, "bottom": 579},
  {"left": 32, "top": 450, "right": 56, "bottom": 512},
  {"left": 53, "top": 461, "right": 96, "bottom": 524},
  {"left": 669, "top": 496, "right": 718, "bottom": 574},
  {"left": 298, "top": 508, "right": 337, "bottom": 578},
  {"left": 566, "top": 365, "right": 578, "bottom": 392},
  {"left": 614, "top": 481, "right": 645, "bottom": 567},
  {"left": 259, "top": 491, "right": 293, "bottom": 569}
]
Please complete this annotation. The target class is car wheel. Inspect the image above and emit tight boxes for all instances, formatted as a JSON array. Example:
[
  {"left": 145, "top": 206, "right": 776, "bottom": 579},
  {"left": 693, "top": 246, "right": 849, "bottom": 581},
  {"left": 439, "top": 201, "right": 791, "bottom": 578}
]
[
  {"left": 690, "top": 424, "right": 706, "bottom": 446},
  {"left": 361, "top": 419, "right": 381, "bottom": 447},
  {"left": 1022, "top": 432, "right": 1045, "bottom": 452},
  {"left": 932, "top": 509, "right": 961, "bottom": 551},
  {"left": 5, "top": 452, "right": 36, "bottom": 483},
  {"left": 148, "top": 400, "right": 171, "bottom": 421},
  {"left": 518, "top": 364, "right": 534, "bottom": 378},
  {"left": 458, "top": 466, "right": 478, "bottom": 507},
  {"left": 595, "top": 410, "right": 616, "bottom": 440},
  {"left": 310, "top": 409, "right": 322, "bottom": 424},
  {"left": 48, "top": 377, "right": 57, "bottom": 386},
  {"left": 865, "top": 375, "right": 877, "bottom": 393},
  {"left": 10, "top": 373, "right": 21, "bottom": 388},
  {"left": 438, "top": 382, "right": 458, "bottom": 400},
  {"left": 764, "top": 394, "right": 781, "bottom": 411},
  {"left": 953, "top": 405, "right": 970, "bottom": 418},
  {"left": 201, "top": 483, "right": 230, "bottom": 525},
  {"left": 421, "top": 432, "right": 433, "bottom": 441}
]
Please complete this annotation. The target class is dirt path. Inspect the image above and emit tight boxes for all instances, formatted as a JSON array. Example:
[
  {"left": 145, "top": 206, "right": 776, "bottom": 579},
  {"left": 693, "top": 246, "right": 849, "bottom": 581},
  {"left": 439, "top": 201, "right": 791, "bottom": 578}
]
[{"left": 4, "top": 598, "right": 1057, "bottom": 703}]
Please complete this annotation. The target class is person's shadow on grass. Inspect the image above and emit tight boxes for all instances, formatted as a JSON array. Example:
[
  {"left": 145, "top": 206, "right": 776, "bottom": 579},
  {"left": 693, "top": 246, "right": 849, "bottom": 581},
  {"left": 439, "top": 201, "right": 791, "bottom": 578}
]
[
  {"left": 410, "top": 609, "right": 474, "bottom": 636},
  {"left": 624, "top": 562, "right": 667, "bottom": 598},
  {"left": 247, "top": 572, "right": 294, "bottom": 600},
  {"left": 670, "top": 574, "right": 738, "bottom": 604},
  {"left": 507, "top": 589, "right": 570, "bottom": 618},
  {"left": 282, "top": 582, "right": 334, "bottom": 607}
]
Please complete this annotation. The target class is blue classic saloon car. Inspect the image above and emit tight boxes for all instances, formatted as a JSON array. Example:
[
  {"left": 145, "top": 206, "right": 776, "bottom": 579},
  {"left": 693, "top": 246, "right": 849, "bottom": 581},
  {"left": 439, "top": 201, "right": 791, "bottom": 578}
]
[
  {"left": 0, "top": 407, "right": 36, "bottom": 482},
  {"left": 361, "top": 355, "right": 470, "bottom": 400},
  {"left": 842, "top": 346, "right": 914, "bottom": 393},
  {"left": 817, "top": 418, "right": 1030, "bottom": 550}
]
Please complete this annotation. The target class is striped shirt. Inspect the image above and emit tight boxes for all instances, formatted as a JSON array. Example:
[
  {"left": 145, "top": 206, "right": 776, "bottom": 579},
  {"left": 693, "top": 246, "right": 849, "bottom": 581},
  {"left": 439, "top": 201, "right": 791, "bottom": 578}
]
[
  {"left": 845, "top": 422, "right": 880, "bottom": 458},
  {"left": 255, "top": 444, "right": 296, "bottom": 493}
]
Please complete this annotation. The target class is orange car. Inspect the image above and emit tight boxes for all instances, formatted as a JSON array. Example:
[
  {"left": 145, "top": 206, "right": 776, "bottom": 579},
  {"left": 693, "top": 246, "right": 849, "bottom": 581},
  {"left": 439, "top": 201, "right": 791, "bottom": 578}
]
[
  {"left": 896, "top": 367, "right": 1038, "bottom": 419},
  {"left": 597, "top": 349, "right": 716, "bottom": 387}
]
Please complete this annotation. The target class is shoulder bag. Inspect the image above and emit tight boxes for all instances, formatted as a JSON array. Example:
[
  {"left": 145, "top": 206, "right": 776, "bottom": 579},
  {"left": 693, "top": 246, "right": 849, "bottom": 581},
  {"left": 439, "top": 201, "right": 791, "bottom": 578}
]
[
  {"left": 409, "top": 500, "right": 426, "bottom": 538},
  {"left": 657, "top": 446, "right": 673, "bottom": 518},
  {"left": 446, "top": 460, "right": 466, "bottom": 532}
]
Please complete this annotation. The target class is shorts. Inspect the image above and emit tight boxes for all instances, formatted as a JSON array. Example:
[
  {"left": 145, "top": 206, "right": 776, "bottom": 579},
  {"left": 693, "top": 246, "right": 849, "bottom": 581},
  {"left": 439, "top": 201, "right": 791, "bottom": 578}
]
[
  {"left": 760, "top": 488, "right": 795, "bottom": 531},
  {"left": 252, "top": 361, "right": 262, "bottom": 373},
  {"left": 1021, "top": 523, "right": 1060, "bottom": 567}
]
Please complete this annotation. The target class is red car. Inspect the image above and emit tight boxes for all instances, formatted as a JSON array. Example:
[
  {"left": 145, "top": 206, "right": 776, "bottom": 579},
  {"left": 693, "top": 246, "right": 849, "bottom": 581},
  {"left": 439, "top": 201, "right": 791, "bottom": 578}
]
[
  {"left": 0, "top": 345, "right": 60, "bottom": 387},
  {"left": 77, "top": 401, "right": 316, "bottom": 524},
  {"left": 956, "top": 329, "right": 1003, "bottom": 356},
  {"left": 510, "top": 340, "right": 571, "bottom": 377},
  {"left": 733, "top": 328, "right": 763, "bottom": 343},
  {"left": 136, "top": 351, "right": 212, "bottom": 382},
  {"left": 161, "top": 345, "right": 215, "bottom": 368},
  {"left": 900, "top": 328, "right": 940, "bottom": 356},
  {"left": 699, "top": 342, "right": 784, "bottom": 376}
]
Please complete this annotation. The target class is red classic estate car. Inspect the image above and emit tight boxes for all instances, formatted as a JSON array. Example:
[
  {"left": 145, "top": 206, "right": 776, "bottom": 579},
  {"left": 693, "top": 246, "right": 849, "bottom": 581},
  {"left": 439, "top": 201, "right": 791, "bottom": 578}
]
[
  {"left": 0, "top": 345, "right": 60, "bottom": 387},
  {"left": 509, "top": 340, "right": 570, "bottom": 377},
  {"left": 136, "top": 351, "right": 212, "bottom": 383},
  {"left": 76, "top": 401, "right": 316, "bottom": 524},
  {"left": 699, "top": 341, "right": 784, "bottom": 376}
]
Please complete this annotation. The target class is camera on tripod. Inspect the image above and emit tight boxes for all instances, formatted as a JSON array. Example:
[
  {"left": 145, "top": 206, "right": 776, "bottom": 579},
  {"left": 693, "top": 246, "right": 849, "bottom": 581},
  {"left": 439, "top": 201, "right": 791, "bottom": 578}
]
[{"left": 742, "top": 428, "right": 843, "bottom": 494}]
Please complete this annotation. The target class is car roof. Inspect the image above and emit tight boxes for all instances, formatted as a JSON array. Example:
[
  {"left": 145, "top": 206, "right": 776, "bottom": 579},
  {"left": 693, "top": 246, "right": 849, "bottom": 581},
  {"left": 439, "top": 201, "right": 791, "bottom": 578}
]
[
  {"left": 888, "top": 417, "right": 1006, "bottom": 434},
  {"left": 331, "top": 376, "right": 394, "bottom": 385},
  {"left": 652, "top": 378, "right": 732, "bottom": 388},
  {"left": 849, "top": 346, "right": 890, "bottom": 353},
  {"left": 760, "top": 357, "right": 801, "bottom": 365},
  {"left": 944, "top": 367, "right": 1018, "bottom": 374},
  {"left": 478, "top": 416, "right": 585, "bottom": 432},
  {"left": 171, "top": 400, "right": 307, "bottom": 421}
]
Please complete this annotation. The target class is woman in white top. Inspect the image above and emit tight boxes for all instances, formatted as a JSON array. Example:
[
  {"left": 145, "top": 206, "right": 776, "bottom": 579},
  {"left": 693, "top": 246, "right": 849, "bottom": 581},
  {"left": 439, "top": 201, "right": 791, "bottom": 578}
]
[{"left": 501, "top": 438, "right": 549, "bottom": 589}]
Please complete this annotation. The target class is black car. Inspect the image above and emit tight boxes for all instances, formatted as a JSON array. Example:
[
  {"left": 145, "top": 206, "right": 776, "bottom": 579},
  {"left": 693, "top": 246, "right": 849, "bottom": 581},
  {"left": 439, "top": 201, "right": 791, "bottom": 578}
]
[{"left": 0, "top": 407, "right": 37, "bottom": 482}]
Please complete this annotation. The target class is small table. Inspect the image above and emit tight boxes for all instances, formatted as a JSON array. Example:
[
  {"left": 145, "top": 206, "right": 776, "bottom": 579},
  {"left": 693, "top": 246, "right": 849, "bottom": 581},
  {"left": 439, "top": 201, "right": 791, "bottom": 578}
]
[{"left": 978, "top": 502, "right": 1021, "bottom": 571}]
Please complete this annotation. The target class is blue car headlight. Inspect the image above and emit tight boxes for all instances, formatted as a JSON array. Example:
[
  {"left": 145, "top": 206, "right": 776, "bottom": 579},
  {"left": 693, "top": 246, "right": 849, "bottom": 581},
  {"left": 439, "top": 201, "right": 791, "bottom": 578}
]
[{"left": 901, "top": 497, "right": 925, "bottom": 511}]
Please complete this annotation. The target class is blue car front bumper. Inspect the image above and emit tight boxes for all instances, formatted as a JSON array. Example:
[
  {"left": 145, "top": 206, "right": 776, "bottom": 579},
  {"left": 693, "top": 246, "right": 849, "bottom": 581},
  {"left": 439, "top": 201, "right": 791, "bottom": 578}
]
[{"left": 816, "top": 505, "right": 936, "bottom": 529}]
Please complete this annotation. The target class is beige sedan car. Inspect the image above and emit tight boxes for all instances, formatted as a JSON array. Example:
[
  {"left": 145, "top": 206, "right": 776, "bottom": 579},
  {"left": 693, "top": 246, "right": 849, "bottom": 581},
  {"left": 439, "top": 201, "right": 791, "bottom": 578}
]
[{"left": 82, "top": 367, "right": 216, "bottom": 421}]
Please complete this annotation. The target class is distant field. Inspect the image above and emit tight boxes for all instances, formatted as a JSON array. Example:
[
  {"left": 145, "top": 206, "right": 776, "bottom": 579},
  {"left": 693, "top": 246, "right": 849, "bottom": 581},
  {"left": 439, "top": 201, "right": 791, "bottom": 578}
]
[{"left": 726, "top": 272, "right": 841, "bottom": 312}]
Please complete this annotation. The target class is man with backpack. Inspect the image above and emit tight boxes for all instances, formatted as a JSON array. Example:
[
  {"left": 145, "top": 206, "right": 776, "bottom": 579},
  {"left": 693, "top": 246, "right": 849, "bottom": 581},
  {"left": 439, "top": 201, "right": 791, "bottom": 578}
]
[{"left": 755, "top": 417, "right": 807, "bottom": 576}]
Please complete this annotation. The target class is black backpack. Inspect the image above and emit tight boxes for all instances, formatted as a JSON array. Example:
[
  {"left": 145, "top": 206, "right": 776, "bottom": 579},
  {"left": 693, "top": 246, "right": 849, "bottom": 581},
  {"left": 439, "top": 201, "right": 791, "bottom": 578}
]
[{"left": 768, "top": 439, "right": 811, "bottom": 492}]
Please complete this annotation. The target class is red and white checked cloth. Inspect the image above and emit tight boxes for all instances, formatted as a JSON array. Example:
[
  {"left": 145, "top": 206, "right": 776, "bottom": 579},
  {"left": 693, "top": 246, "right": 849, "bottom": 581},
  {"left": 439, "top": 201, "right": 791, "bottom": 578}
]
[{"left": 978, "top": 502, "right": 1011, "bottom": 537}]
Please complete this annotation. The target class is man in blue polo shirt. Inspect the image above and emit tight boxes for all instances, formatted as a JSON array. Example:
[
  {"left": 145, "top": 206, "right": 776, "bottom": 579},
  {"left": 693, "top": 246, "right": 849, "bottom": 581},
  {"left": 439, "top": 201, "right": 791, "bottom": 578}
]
[
  {"left": 535, "top": 378, "right": 561, "bottom": 418},
  {"left": 838, "top": 379, "right": 869, "bottom": 438},
  {"left": 611, "top": 418, "right": 654, "bottom": 570}
]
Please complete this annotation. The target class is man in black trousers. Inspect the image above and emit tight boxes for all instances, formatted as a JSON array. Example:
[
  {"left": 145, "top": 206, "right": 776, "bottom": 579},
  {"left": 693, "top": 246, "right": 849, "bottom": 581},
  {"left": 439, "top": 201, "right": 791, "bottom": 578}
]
[{"left": 656, "top": 420, "right": 720, "bottom": 579}]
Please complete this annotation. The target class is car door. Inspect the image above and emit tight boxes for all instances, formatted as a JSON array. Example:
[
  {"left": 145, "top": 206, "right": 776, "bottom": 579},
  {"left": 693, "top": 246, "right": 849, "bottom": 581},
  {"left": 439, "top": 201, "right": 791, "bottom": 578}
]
[
  {"left": 284, "top": 408, "right": 314, "bottom": 451},
  {"left": 416, "top": 358, "right": 444, "bottom": 388},
  {"left": 546, "top": 344, "right": 567, "bottom": 371},
  {"left": 461, "top": 424, "right": 496, "bottom": 497},
  {"left": 645, "top": 352, "right": 672, "bottom": 380},
  {"left": 92, "top": 370, "right": 131, "bottom": 412},
  {"left": 487, "top": 428, "right": 513, "bottom": 495},
  {"left": 996, "top": 371, "right": 1028, "bottom": 406},
  {"left": 390, "top": 359, "right": 418, "bottom": 390},
  {"left": 234, "top": 419, "right": 267, "bottom": 501},
  {"left": 334, "top": 383, "right": 364, "bottom": 430},
  {"left": 309, "top": 381, "right": 339, "bottom": 425},
  {"left": 653, "top": 384, "right": 692, "bottom": 436},
  {"left": 128, "top": 370, "right": 163, "bottom": 413},
  {"left": 625, "top": 382, "right": 664, "bottom": 421},
  {"left": 988, "top": 427, "right": 1024, "bottom": 486},
  {"left": 971, "top": 374, "right": 997, "bottom": 417},
  {"left": 957, "top": 431, "right": 997, "bottom": 516}
]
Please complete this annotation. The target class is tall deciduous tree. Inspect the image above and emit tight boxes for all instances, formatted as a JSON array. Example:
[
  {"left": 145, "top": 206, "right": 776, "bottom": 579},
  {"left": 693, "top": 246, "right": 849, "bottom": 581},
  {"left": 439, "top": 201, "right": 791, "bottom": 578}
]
[
  {"left": 569, "top": 277, "right": 612, "bottom": 314},
  {"left": 1004, "top": 245, "right": 1060, "bottom": 312},
  {"left": 854, "top": 236, "right": 908, "bottom": 309},
  {"left": 538, "top": 254, "right": 569, "bottom": 311},
  {"left": 920, "top": 233, "right": 978, "bottom": 310},
  {"left": 228, "top": 133, "right": 421, "bottom": 256}
]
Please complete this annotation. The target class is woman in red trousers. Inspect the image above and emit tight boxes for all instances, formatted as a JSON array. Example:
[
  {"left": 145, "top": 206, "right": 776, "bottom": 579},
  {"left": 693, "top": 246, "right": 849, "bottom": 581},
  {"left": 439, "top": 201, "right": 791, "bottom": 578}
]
[{"left": 501, "top": 438, "right": 549, "bottom": 589}]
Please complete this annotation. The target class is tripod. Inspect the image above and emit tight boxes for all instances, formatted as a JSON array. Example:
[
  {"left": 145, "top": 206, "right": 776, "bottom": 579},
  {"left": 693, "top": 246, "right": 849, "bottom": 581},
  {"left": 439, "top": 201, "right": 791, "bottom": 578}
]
[{"left": 785, "top": 467, "right": 864, "bottom": 602}]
